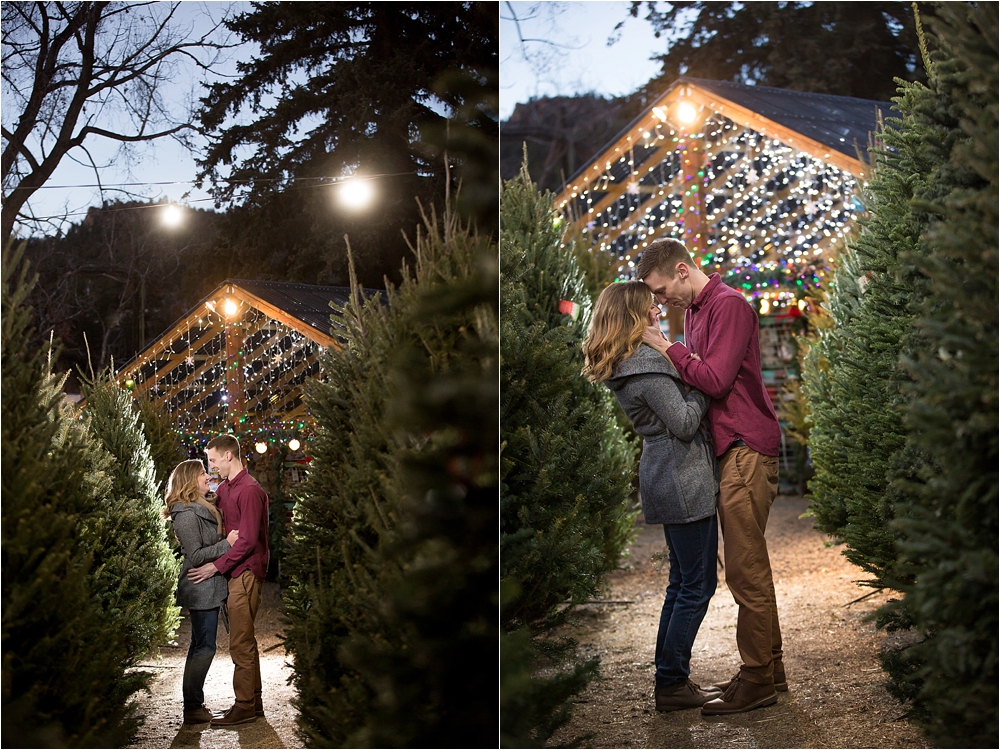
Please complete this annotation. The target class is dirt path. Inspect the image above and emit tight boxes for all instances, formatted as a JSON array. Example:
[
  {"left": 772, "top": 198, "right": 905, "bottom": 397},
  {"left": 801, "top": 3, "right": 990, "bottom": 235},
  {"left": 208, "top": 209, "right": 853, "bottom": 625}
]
[
  {"left": 127, "top": 583, "right": 303, "bottom": 749},
  {"left": 549, "top": 495, "right": 930, "bottom": 749}
]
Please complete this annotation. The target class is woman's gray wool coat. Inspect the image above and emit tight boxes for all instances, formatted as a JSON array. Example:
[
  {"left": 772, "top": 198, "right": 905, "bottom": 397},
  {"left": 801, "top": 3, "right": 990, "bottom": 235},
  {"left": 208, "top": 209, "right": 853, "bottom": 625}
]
[
  {"left": 606, "top": 344, "right": 719, "bottom": 525},
  {"left": 170, "top": 501, "right": 231, "bottom": 610}
]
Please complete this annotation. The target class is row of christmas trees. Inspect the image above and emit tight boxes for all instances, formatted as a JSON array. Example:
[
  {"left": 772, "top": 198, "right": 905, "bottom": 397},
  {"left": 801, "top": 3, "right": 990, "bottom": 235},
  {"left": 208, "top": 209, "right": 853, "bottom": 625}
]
[
  {"left": 497, "top": 5, "right": 996, "bottom": 746},
  {"left": 3, "top": 198, "right": 498, "bottom": 747},
  {"left": 799, "top": 5, "right": 996, "bottom": 745},
  {"left": 3, "top": 245, "right": 181, "bottom": 746}
]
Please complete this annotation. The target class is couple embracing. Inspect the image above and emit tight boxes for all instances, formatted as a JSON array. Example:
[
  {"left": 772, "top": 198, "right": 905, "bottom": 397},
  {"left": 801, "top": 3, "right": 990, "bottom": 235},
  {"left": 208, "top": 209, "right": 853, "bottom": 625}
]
[
  {"left": 583, "top": 238, "right": 785, "bottom": 716},
  {"left": 160, "top": 434, "right": 270, "bottom": 727}
]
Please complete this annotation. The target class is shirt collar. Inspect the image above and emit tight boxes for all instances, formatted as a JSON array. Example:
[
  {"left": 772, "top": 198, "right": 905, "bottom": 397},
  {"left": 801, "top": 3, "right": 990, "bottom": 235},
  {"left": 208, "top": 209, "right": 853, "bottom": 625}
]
[{"left": 690, "top": 273, "right": 722, "bottom": 313}]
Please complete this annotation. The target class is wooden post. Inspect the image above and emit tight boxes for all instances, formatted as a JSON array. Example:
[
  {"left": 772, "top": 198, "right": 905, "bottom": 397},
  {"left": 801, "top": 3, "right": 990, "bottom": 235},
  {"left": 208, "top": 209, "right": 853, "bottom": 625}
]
[
  {"left": 680, "top": 131, "right": 708, "bottom": 258},
  {"left": 224, "top": 294, "right": 244, "bottom": 433}
]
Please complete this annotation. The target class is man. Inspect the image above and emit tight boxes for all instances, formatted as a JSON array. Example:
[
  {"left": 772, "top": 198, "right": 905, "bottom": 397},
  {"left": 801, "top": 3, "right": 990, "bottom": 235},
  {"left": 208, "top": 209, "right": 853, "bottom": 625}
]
[
  {"left": 637, "top": 238, "right": 785, "bottom": 716},
  {"left": 188, "top": 434, "right": 270, "bottom": 726}
]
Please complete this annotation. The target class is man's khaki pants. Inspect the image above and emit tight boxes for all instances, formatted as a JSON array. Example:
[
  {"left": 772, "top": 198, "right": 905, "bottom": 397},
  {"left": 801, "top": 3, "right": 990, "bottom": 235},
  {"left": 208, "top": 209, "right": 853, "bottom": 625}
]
[
  {"left": 717, "top": 445, "right": 783, "bottom": 685},
  {"left": 228, "top": 569, "right": 263, "bottom": 711}
]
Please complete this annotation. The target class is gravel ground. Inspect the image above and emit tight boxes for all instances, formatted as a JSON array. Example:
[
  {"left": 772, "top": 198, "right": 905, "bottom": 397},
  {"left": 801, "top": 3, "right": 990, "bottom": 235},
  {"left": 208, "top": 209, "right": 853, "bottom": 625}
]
[
  {"left": 548, "top": 495, "right": 930, "bottom": 749},
  {"left": 126, "top": 583, "right": 302, "bottom": 750}
]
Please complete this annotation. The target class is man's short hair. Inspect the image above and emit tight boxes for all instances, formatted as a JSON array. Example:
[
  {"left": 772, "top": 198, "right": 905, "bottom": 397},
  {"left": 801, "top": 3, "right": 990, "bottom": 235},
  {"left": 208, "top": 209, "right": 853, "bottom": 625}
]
[
  {"left": 635, "top": 238, "right": 694, "bottom": 280},
  {"left": 206, "top": 434, "right": 241, "bottom": 460}
]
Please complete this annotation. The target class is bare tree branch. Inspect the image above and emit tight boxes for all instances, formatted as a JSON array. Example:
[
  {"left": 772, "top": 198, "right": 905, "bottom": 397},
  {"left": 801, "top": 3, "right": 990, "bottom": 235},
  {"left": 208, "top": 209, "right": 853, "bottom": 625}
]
[{"left": 1, "top": 1, "right": 234, "bottom": 243}]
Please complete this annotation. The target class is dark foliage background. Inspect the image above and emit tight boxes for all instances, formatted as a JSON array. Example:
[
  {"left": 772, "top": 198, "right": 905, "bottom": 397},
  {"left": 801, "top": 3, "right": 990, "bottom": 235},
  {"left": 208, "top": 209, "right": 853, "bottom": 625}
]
[{"left": 195, "top": 2, "right": 497, "bottom": 289}]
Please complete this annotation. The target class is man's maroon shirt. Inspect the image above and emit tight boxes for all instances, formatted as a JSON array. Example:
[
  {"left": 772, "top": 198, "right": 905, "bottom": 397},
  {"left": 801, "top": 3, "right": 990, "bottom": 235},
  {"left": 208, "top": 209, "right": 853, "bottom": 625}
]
[
  {"left": 666, "top": 273, "right": 781, "bottom": 458},
  {"left": 214, "top": 467, "right": 270, "bottom": 581}
]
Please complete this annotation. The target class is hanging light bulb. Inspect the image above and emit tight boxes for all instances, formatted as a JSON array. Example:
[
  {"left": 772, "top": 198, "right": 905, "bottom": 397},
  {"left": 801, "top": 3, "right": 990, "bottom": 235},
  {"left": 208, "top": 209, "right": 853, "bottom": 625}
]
[
  {"left": 676, "top": 101, "right": 698, "bottom": 124},
  {"left": 338, "top": 177, "right": 375, "bottom": 209},
  {"left": 161, "top": 203, "right": 184, "bottom": 228},
  {"left": 223, "top": 298, "right": 238, "bottom": 317},
  {"left": 288, "top": 438, "right": 301, "bottom": 452},
  {"left": 255, "top": 441, "right": 268, "bottom": 454}
]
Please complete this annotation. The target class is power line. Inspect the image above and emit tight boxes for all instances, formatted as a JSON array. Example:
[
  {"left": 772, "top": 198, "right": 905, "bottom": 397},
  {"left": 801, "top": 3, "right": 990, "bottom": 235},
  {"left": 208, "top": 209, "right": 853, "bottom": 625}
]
[{"left": 9, "top": 170, "right": 419, "bottom": 191}]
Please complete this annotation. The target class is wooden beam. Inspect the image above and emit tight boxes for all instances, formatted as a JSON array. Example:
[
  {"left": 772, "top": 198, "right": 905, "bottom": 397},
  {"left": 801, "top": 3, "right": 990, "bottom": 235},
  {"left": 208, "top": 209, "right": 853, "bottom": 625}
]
[
  {"left": 572, "top": 137, "right": 736, "bottom": 246},
  {"left": 204, "top": 336, "right": 318, "bottom": 428},
  {"left": 117, "top": 305, "right": 219, "bottom": 382},
  {"left": 555, "top": 112, "right": 679, "bottom": 208},
  {"left": 565, "top": 140, "right": 677, "bottom": 238},
  {"left": 680, "top": 133, "right": 708, "bottom": 256},
  {"left": 135, "top": 326, "right": 220, "bottom": 391},
  {"left": 148, "top": 311, "right": 287, "bottom": 410}
]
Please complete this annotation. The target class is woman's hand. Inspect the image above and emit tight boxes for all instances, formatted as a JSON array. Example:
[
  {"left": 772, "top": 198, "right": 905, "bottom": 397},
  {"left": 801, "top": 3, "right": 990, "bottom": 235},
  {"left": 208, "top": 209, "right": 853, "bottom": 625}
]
[{"left": 227, "top": 529, "right": 239, "bottom": 545}]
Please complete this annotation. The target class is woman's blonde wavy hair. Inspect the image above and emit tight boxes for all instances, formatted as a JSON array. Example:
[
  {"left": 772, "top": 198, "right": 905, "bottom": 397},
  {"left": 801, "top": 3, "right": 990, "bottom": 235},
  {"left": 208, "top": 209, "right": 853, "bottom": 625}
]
[
  {"left": 582, "top": 280, "right": 657, "bottom": 383},
  {"left": 161, "top": 459, "right": 205, "bottom": 520}
]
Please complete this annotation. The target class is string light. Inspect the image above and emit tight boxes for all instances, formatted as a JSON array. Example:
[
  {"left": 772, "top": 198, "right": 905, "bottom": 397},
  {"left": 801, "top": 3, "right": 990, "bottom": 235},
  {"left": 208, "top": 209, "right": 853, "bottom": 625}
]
[
  {"left": 562, "top": 112, "right": 859, "bottom": 302},
  {"left": 116, "top": 297, "right": 324, "bottom": 455}
]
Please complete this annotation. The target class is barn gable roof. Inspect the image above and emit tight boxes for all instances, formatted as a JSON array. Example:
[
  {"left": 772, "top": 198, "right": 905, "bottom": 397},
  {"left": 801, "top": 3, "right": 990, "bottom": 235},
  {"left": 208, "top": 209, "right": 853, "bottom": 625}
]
[
  {"left": 551, "top": 77, "right": 897, "bottom": 311},
  {"left": 677, "top": 78, "right": 890, "bottom": 162},
  {"left": 116, "top": 278, "right": 382, "bottom": 441}
]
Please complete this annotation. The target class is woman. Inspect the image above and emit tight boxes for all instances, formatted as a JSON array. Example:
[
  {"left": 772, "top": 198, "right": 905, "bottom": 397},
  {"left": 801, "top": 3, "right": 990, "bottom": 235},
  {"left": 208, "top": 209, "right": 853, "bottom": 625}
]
[
  {"left": 162, "top": 459, "right": 238, "bottom": 725},
  {"left": 582, "top": 280, "right": 721, "bottom": 713}
]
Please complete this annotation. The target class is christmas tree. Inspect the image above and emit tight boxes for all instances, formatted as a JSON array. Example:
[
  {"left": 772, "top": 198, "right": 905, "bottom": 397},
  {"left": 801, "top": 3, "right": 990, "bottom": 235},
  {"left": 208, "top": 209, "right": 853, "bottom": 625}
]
[
  {"left": 801, "top": 3, "right": 997, "bottom": 742},
  {"left": 282, "top": 205, "right": 496, "bottom": 746},
  {"left": 131, "top": 388, "right": 185, "bottom": 492},
  {"left": 79, "top": 373, "right": 180, "bottom": 664},
  {"left": 886, "top": 4, "right": 998, "bottom": 744},
  {"left": 803, "top": 11, "right": 968, "bottom": 590},
  {"left": 2, "top": 246, "right": 141, "bottom": 747},
  {"left": 499, "top": 165, "right": 638, "bottom": 745},
  {"left": 335, "top": 209, "right": 498, "bottom": 747}
]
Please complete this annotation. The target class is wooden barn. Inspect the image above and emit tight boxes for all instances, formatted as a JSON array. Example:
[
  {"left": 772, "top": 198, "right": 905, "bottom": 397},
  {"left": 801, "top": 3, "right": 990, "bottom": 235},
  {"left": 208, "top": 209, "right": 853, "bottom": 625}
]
[
  {"left": 553, "top": 77, "right": 892, "bottom": 483},
  {"left": 114, "top": 278, "right": 372, "bottom": 470},
  {"left": 555, "top": 76, "right": 891, "bottom": 306}
]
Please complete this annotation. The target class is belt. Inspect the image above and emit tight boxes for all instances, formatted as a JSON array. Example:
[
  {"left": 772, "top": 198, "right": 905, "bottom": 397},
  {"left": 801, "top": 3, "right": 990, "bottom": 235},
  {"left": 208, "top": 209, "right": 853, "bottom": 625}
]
[{"left": 729, "top": 439, "right": 748, "bottom": 449}]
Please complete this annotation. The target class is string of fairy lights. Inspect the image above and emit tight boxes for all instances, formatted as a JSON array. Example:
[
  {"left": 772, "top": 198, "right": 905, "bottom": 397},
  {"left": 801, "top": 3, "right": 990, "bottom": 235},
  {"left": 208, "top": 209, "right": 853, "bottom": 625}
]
[
  {"left": 563, "top": 112, "right": 862, "bottom": 313},
  {"left": 119, "top": 297, "right": 320, "bottom": 456}
]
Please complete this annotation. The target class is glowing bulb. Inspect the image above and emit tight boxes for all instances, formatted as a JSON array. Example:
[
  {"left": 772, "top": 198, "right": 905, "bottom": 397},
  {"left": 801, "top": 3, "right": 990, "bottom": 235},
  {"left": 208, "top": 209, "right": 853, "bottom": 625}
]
[
  {"left": 223, "top": 298, "right": 238, "bottom": 317},
  {"left": 338, "top": 178, "right": 374, "bottom": 209},
  {"left": 652, "top": 106, "right": 668, "bottom": 121},
  {"left": 255, "top": 442, "right": 268, "bottom": 454},
  {"left": 161, "top": 203, "right": 183, "bottom": 227},
  {"left": 676, "top": 101, "right": 698, "bottom": 124},
  {"left": 760, "top": 298, "right": 770, "bottom": 315},
  {"left": 288, "top": 438, "right": 301, "bottom": 452}
]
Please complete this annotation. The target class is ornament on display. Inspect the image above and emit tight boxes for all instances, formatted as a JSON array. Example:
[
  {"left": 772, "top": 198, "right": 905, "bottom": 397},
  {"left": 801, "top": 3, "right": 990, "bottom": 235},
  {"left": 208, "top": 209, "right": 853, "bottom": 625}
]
[{"left": 558, "top": 299, "right": 581, "bottom": 320}]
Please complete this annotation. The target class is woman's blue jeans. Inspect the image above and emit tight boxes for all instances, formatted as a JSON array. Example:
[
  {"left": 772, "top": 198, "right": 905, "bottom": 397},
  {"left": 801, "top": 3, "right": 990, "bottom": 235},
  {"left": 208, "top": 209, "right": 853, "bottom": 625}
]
[
  {"left": 654, "top": 514, "right": 718, "bottom": 687},
  {"left": 183, "top": 608, "right": 219, "bottom": 711}
]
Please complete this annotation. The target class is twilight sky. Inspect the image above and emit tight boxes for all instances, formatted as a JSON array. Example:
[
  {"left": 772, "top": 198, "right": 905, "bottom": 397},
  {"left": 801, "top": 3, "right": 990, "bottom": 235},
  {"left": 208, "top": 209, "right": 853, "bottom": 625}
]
[
  {"left": 500, "top": 1, "right": 667, "bottom": 120},
  {"left": 16, "top": 2, "right": 672, "bottom": 233}
]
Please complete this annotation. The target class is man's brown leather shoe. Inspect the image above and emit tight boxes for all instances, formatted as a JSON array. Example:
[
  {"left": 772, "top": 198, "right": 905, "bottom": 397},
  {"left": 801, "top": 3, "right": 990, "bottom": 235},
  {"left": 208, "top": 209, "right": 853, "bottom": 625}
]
[
  {"left": 713, "top": 662, "right": 787, "bottom": 692},
  {"left": 183, "top": 706, "right": 213, "bottom": 725},
  {"left": 655, "top": 679, "right": 722, "bottom": 712},
  {"left": 210, "top": 704, "right": 257, "bottom": 726},
  {"left": 701, "top": 673, "right": 778, "bottom": 715}
]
